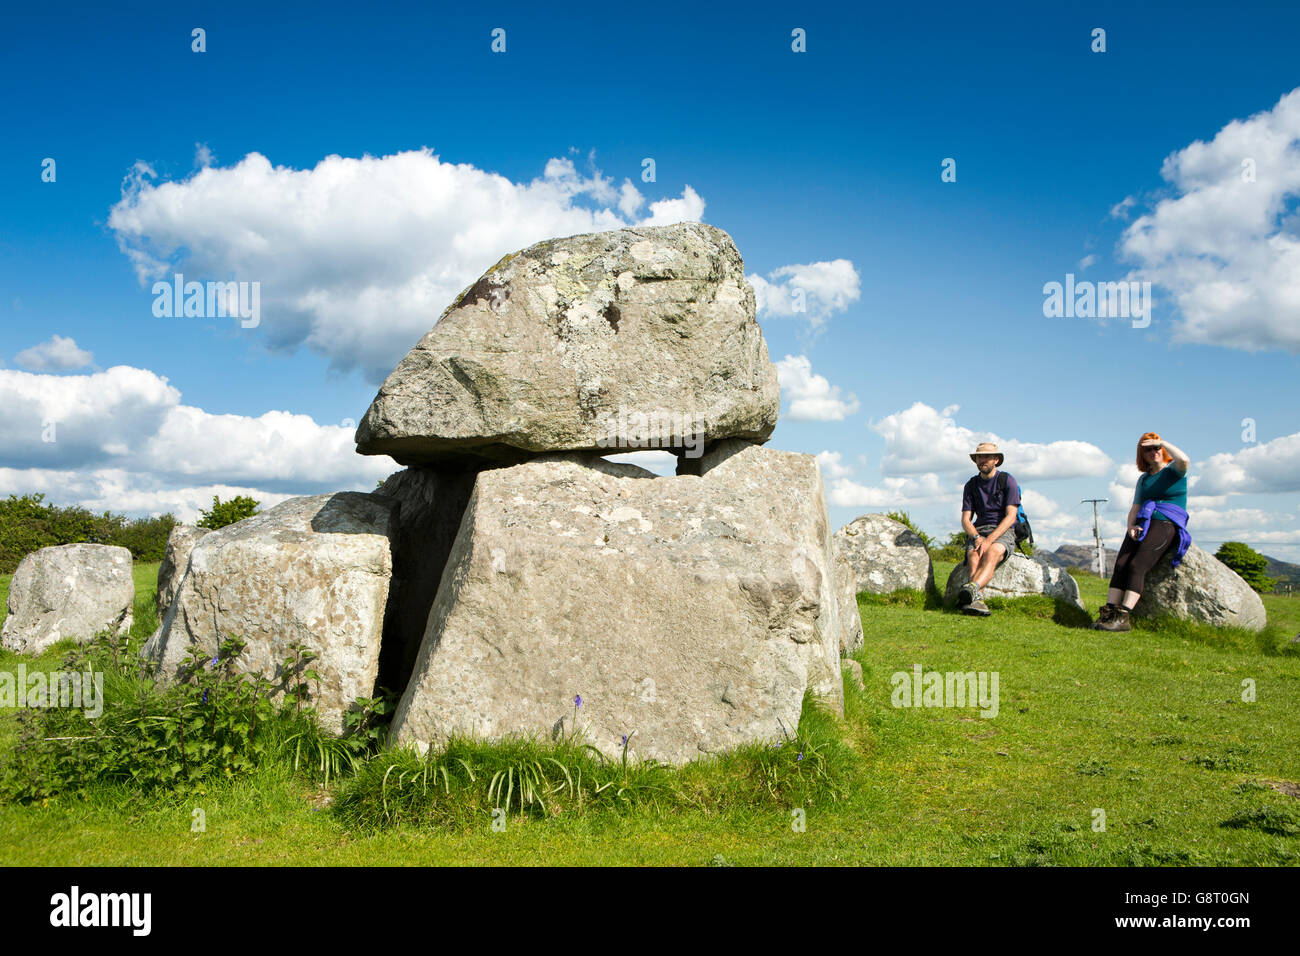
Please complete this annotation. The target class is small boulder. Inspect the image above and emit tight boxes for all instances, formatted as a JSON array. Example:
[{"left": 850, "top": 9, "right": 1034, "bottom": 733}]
[
  {"left": 1133, "top": 543, "right": 1267, "bottom": 631},
  {"left": 145, "top": 493, "right": 396, "bottom": 733},
  {"left": 1, "top": 544, "right": 134, "bottom": 654},
  {"left": 945, "top": 552, "right": 1085, "bottom": 610},
  {"left": 356, "top": 222, "right": 779, "bottom": 465},
  {"left": 834, "top": 513, "right": 935, "bottom": 594},
  {"left": 156, "top": 525, "right": 211, "bottom": 620}
]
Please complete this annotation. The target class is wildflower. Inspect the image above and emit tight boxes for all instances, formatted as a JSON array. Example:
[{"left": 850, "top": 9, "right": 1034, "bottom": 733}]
[
  {"left": 621, "top": 734, "right": 629, "bottom": 747},
  {"left": 202, "top": 690, "right": 209, "bottom": 704},
  {"left": 211, "top": 655, "right": 219, "bottom": 667},
  {"left": 797, "top": 752, "right": 804, "bottom": 762},
  {"left": 574, "top": 695, "right": 582, "bottom": 708}
]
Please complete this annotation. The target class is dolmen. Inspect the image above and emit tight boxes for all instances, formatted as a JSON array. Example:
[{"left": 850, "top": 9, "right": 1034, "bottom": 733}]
[{"left": 145, "top": 223, "right": 862, "bottom": 762}]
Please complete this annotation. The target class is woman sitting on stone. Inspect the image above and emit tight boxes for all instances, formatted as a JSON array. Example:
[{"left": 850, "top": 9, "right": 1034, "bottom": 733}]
[{"left": 1094, "top": 432, "right": 1191, "bottom": 632}]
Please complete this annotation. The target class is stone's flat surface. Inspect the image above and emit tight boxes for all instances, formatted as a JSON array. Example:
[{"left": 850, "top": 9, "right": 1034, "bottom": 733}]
[
  {"left": 356, "top": 223, "right": 779, "bottom": 465},
  {"left": 834, "top": 514, "right": 935, "bottom": 595},
  {"left": 156, "top": 525, "right": 211, "bottom": 620},
  {"left": 1134, "top": 543, "right": 1267, "bottom": 631},
  {"left": 144, "top": 493, "right": 395, "bottom": 733},
  {"left": 391, "top": 441, "right": 842, "bottom": 765},
  {"left": 1, "top": 544, "right": 134, "bottom": 654},
  {"left": 945, "top": 553, "right": 1085, "bottom": 610}
]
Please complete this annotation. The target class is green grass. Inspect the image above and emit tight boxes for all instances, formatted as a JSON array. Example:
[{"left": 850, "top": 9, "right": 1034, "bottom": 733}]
[{"left": 1, "top": 561, "right": 1298, "bottom": 865}]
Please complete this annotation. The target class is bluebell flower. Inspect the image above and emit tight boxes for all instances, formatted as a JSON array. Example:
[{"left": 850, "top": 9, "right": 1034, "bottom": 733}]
[
  {"left": 202, "top": 690, "right": 209, "bottom": 704},
  {"left": 797, "top": 752, "right": 804, "bottom": 762},
  {"left": 621, "top": 734, "right": 629, "bottom": 747},
  {"left": 574, "top": 695, "right": 582, "bottom": 708},
  {"left": 211, "top": 655, "right": 219, "bottom": 667}
]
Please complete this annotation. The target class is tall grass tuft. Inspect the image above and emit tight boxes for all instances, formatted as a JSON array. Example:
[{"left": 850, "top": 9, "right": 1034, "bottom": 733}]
[{"left": 334, "top": 692, "right": 857, "bottom": 831}]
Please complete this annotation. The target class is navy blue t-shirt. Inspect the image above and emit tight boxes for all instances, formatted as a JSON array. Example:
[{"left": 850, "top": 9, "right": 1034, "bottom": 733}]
[{"left": 962, "top": 471, "right": 1021, "bottom": 528}]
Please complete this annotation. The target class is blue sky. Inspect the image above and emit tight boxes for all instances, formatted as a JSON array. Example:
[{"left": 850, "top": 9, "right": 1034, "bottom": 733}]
[{"left": 2, "top": 0, "right": 1298, "bottom": 559}]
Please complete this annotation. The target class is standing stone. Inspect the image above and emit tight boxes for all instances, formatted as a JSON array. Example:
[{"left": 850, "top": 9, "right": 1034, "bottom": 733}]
[
  {"left": 355, "top": 223, "right": 779, "bottom": 465},
  {"left": 156, "top": 525, "right": 211, "bottom": 620},
  {"left": 945, "top": 553, "right": 1085, "bottom": 610},
  {"left": 1, "top": 544, "right": 134, "bottom": 654},
  {"left": 834, "top": 548, "right": 864, "bottom": 655},
  {"left": 372, "top": 464, "right": 486, "bottom": 694},
  {"left": 1134, "top": 543, "right": 1267, "bottom": 631},
  {"left": 390, "top": 440, "right": 843, "bottom": 766},
  {"left": 145, "top": 493, "right": 395, "bottom": 733},
  {"left": 834, "top": 514, "right": 935, "bottom": 594}
]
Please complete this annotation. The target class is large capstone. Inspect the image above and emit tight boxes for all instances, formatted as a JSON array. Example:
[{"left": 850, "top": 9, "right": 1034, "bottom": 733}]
[
  {"left": 144, "top": 493, "right": 396, "bottom": 732},
  {"left": 355, "top": 223, "right": 779, "bottom": 465},
  {"left": 1, "top": 544, "right": 134, "bottom": 654},
  {"left": 390, "top": 440, "right": 843, "bottom": 765},
  {"left": 1133, "top": 543, "right": 1267, "bottom": 631}
]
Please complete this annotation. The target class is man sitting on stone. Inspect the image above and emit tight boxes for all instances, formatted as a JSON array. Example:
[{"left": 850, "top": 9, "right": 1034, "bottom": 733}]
[{"left": 957, "top": 442, "right": 1021, "bottom": 616}]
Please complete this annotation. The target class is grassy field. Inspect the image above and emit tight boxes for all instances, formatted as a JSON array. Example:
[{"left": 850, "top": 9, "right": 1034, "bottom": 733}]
[{"left": 1, "top": 559, "right": 1297, "bottom": 866}]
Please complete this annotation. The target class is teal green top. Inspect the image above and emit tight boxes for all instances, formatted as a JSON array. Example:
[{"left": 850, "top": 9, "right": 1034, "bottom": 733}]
[{"left": 1133, "top": 463, "right": 1188, "bottom": 522}]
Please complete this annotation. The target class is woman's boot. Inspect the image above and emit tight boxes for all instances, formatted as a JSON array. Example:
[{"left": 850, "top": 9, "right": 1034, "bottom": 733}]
[
  {"left": 1091, "top": 603, "right": 1116, "bottom": 629},
  {"left": 1097, "top": 606, "right": 1131, "bottom": 632}
]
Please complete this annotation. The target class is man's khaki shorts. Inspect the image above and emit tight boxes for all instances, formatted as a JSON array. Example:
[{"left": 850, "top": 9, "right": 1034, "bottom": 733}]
[{"left": 967, "top": 525, "right": 1015, "bottom": 565}]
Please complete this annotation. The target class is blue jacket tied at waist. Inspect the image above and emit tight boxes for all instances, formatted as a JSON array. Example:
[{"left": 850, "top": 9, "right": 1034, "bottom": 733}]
[{"left": 1135, "top": 500, "right": 1191, "bottom": 568}]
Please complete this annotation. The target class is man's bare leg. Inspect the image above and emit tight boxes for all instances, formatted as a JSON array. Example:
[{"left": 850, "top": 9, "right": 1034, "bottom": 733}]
[{"left": 972, "top": 544, "right": 1006, "bottom": 589}]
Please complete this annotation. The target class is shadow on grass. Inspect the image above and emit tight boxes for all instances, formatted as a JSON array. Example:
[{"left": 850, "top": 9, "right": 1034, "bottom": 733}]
[
  {"left": 856, "top": 587, "right": 944, "bottom": 612},
  {"left": 1131, "top": 613, "right": 1298, "bottom": 657}
]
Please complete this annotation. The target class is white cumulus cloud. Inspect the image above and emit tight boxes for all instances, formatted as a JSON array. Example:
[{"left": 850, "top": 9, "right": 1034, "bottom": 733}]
[
  {"left": 108, "top": 149, "right": 706, "bottom": 383},
  {"left": 774, "top": 355, "right": 860, "bottom": 422},
  {"left": 14, "top": 335, "right": 94, "bottom": 371},
  {"left": 868, "top": 402, "right": 1111, "bottom": 480},
  {"left": 1119, "top": 87, "right": 1300, "bottom": 352},
  {"left": 748, "top": 259, "right": 860, "bottom": 328},
  {"left": 0, "top": 365, "right": 395, "bottom": 519},
  {"left": 1195, "top": 431, "right": 1300, "bottom": 495}
]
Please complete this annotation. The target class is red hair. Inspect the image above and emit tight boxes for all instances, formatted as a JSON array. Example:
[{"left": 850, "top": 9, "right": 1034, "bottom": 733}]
[{"left": 1137, "top": 432, "right": 1173, "bottom": 472}]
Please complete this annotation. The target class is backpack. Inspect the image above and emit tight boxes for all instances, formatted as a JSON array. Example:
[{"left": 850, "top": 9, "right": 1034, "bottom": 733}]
[{"left": 997, "top": 472, "right": 1034, "bottom": 553}]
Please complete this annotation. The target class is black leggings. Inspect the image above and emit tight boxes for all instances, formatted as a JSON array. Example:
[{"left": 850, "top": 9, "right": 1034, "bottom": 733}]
[{"left": 1109, "top": 520, "right": 1177, "bottom": 595}]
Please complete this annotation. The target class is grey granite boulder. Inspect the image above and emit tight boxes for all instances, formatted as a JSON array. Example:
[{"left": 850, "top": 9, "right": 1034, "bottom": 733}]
[
  {"left": 834, "top": 513, "right": 935, "bottom": 594},
  {"left": 1, "top": 544, "right": 134, "bottom": 654},
  {"left": 144, "top": 493, "right": 395, "bottom": 733},
  {"left": 1134, "top": 543, "right": 1266, "bottom": 631},
  {"left": 355, "top": 223, "right": 779, "bottom": 465},
  {"left": 945, "top": 552, "right": 1085, "bottom": 610},
  {"left": 156, "top": 524, "right": 211, "bottom": 620},
  {"left": 390, "top": 440, "right": 843, "bottom": 765}
]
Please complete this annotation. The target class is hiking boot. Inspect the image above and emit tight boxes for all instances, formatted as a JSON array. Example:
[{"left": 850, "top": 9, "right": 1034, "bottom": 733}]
[
  {"left": 1096, "top": 606, "right": 1131, "bottom": 632},
  {"left": 956, "top": 582, "right": 976, "bottom": 609},
  {"left": 1091, "top": 603, "right": 1117, "bottom": 629},
  {"left": 963, "top": 597, "right": 992, "bottom": 617}
]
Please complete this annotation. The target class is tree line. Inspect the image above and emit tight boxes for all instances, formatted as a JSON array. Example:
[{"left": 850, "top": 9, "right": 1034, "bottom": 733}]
[{"left": 0, "top": 493, "right": 259, "bottom": 574}]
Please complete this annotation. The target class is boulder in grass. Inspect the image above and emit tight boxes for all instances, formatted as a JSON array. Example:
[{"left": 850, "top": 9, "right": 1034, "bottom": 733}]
[
  {"left": 1, "top": 544, "right": 134, "bottom": 654},
  {"left": 156, "top": 525, "right": 212, "bottom": 620},
  {"left": 145, "top": 493, "right": 396, "bottom": 733},
  {"left": 834, "top": 514, "right": 935, "bottom": 595},
  {"left": 390, "top": 439, "right": 843, "bottom": 766},
  {"left": 945, "top": 552, "right": 1085, "bottom": 611},
  {"left": 355, "top": 223, "right": 779, "bottom": 465},
  {"left": 1133, "top": 543, "right": 1266, "bottom": 631}
]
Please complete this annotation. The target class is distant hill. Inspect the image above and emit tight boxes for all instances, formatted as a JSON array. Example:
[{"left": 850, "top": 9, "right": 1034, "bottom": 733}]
[
  {"left": 1037, "top": 543, "right": 1119, "bottom": 574},
  {"left": 1264, "top": 554, "right": 1300, "bottom": 588}
]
